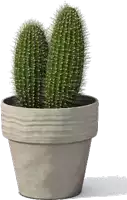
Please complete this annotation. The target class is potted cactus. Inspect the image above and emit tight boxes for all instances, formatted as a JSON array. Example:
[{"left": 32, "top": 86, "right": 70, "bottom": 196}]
[{"left": 1, "top": 4, "right": 99, "bottom": 200}]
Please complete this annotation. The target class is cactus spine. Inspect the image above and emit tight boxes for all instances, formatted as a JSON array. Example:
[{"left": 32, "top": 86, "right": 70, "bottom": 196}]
[
  {"left": 13, "top": 20, "right": 48, "bottom": 108},
  {"left": 45, "top": 5, "right": 87, "bottom": 108}
]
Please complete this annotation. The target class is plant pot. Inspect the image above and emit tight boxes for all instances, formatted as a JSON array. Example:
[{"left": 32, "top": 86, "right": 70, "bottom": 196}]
[{"left": 1, "top": 94, "right": 99, "bottom": 199}]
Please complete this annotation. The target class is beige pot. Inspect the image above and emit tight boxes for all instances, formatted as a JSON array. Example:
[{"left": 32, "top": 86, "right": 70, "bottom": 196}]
[{"left": 1, "top": 94, "right": 99, "bottom": 199}]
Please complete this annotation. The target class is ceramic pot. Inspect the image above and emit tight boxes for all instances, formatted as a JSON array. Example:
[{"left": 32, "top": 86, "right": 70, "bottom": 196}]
[{"left": 1, "top": 94, "right": 99, "bottom": 199}]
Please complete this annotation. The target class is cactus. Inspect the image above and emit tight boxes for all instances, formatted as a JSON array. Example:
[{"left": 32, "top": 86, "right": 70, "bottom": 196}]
[
  {"left": 13, "top": 20, "right": 48, "bottom": 108},
  {"left": 44, "top": 5, "right": 88, "bottom": 108},
  {"left": 12, "top": 6, "right": 88, "bottom": 109}
]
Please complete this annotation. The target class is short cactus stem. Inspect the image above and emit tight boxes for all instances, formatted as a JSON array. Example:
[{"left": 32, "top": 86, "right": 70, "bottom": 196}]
[{"left": 13, "top": 20, "right": 48, "bottom": 108}]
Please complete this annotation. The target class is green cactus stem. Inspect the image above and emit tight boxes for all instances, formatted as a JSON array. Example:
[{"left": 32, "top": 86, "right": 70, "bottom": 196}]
[
  {"left": 13, "top": 20, "right": 48, "bottom": 108},
  {"left": 45, "top": 5, "right": 88, "bottom": 108}
]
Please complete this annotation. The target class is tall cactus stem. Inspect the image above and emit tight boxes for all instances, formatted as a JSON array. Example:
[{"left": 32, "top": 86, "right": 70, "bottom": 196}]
[
  {"left": 45, "top": 5, "right": 88, "bottom": 108},
  {"left": 47, "top": 1, "right": 92, "bottom": 95}
]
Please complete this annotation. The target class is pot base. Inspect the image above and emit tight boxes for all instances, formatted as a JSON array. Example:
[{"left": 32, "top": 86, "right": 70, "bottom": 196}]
[{"left": 19, "top": 189, "right": 82, "bottom": 199}]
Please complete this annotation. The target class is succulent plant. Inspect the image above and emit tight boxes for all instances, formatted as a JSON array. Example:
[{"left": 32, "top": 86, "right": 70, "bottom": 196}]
[
  {"left": 13, "top": 20, "right": 48, "bottom": 108},
  {"left": 44, "top": 5, "right": 88, "bottom": 108},
  {"left": 12, "top": 5, "right": 88, "bottom": 109}
]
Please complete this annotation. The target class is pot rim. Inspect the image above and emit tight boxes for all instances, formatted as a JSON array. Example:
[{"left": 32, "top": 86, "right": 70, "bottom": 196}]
[
  {"left": 1, "top": 94, "right": 99, "bottom": 144},
  {"left": 1, "top": 94, "right": 98, "bottom": 111}
]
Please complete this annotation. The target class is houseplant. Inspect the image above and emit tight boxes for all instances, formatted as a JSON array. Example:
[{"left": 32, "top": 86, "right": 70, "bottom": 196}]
[{"left": 1, "top": 4, "right": 99, "bottom": 200}]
